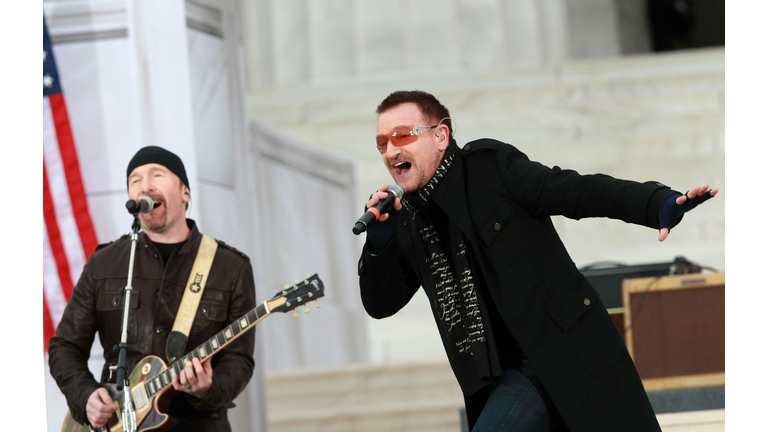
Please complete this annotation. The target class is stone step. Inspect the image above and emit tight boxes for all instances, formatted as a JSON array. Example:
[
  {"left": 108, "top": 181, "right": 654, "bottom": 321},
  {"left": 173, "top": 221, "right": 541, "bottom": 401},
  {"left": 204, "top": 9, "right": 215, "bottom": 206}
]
[
  {"left": 267, "top": 361, "right": 462, "bottom": 415},
  {"left": 252, "top": 86, "right": 723, "bottom": 133},
  {"left": 249, "top": 111, "right": 725, "bottom": 161},
  {"left": 657, "top": 409, "right": 725, "bottom": 432},
  {"left": 268, "top": 404, "right": 725, "bottom": 432},
  {"left": 269, "top": 399, "right": 463, "bottom": 432},
  {"left": 251, "top": 74, "right": 723, "bottom": 127},
  {"left": 265, "top": 361, "right": 725, "bottom": 432},
  {"left": 250, "top": 48, "right": 724, "bottom": 108}
]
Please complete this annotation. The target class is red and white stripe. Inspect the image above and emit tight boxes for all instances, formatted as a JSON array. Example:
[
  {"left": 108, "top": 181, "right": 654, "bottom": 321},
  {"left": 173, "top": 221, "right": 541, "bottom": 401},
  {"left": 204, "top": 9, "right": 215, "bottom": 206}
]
[{"left": 43, "top": 93, "right": 98, "bottom": 352}]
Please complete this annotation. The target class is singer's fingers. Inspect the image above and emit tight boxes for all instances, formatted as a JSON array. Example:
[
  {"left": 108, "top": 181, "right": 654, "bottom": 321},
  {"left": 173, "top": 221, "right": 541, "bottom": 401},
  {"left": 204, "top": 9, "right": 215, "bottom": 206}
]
[
  {"left": 367, "top": 190, "right": 388, "bottom": 209},
  {"left": 366, "top": 195, "right": 381, "bottom": 209},
  {"left": 393, "top": 197, "right": 402, "bottom": 211},
  {"left": 377, "top": 197, "right": 402, "bottom": 221}
]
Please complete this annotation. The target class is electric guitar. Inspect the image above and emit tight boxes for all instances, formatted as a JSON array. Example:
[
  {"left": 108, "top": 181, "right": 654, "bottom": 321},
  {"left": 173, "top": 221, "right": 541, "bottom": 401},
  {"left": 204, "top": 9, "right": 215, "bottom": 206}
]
[{"left": 61, "top": 274, "right": 325, "bottom": 432}]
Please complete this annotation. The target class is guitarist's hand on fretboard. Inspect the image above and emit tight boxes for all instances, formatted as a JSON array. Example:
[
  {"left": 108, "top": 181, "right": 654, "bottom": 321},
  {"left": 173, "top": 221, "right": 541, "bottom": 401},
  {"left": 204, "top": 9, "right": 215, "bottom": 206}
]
[
  {"left": 86, "top": 387, "right": 116, "bottom": 429},
  {"left": 171, "top": 357, "right": 213, "bottom": 399}
]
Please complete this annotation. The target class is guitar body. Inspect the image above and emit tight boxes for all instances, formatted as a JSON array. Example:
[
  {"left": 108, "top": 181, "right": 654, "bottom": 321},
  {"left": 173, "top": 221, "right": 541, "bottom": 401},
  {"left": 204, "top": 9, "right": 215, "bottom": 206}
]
[{"left": 61, "top": 356, "right": 176, "bottom": 432}]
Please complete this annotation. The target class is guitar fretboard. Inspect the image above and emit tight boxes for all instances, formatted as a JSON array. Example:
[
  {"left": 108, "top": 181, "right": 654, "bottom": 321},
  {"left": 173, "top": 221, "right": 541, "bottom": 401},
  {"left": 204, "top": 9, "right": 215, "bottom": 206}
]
[{"left": 143, "top": 303, "right": 268, "bottom": 398}]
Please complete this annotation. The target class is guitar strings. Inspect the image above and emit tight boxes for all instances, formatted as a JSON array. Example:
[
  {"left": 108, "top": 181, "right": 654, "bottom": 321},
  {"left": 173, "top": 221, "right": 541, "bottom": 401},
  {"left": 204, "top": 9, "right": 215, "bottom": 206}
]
[{"left": 145, "top": 304, "right": 268, "bottom": 397}]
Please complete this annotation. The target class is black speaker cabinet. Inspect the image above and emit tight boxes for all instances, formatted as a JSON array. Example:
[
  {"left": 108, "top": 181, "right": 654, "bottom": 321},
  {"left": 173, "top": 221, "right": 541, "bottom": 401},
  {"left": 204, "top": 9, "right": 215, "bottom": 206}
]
[{"left": 580, "top": 256, "right": 702, "bottom": 310}]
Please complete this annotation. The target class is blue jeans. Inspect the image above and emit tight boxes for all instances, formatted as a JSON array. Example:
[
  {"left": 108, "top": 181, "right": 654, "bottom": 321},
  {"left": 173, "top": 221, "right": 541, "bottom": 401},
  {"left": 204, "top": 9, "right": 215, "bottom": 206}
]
[{"left": 472, "top": 359, "right": 563, "bottom": 432}]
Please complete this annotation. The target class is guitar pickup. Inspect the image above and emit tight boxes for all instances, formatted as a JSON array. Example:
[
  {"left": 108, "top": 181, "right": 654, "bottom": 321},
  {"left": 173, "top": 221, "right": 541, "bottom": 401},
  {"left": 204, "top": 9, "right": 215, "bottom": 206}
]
[{"left": 132, "top": 384, "right": 148, "bottom": 410}]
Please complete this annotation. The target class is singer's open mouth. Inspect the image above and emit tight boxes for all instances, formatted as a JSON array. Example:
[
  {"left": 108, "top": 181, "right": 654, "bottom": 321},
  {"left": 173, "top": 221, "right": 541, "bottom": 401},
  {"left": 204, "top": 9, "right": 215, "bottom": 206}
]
[{"left": 394, "top": 161, "right": 411, "bottom": 175}]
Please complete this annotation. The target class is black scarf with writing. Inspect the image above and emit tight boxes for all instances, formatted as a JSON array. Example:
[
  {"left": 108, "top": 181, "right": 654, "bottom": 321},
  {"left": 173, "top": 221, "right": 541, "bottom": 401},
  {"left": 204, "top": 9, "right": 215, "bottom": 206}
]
[{"left": 401, "top": 148, "right": 493, "bottom": 394}]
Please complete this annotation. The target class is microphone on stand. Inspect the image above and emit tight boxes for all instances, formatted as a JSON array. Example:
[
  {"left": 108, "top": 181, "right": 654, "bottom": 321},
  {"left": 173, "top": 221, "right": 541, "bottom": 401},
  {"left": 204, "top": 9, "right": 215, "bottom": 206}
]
[
  {"left": 125, "top": 196, "right": 158, "bottom": 215},
  {"left": 353, "top": 184, "right": 404, "bottom": 235}
]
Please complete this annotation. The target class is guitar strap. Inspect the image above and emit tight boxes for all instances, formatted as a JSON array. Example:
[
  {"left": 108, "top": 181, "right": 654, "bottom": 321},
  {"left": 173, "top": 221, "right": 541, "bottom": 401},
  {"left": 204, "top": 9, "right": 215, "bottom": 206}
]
[{"left": 166, "top": 235, "right": 218, "bottom": 363}]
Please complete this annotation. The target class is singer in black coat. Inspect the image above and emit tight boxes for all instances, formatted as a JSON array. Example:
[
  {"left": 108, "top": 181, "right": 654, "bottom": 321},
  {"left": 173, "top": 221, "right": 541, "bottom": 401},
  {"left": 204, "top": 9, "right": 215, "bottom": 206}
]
[{"left": 358, "top": 138, "right": 670, "bottom": 431}]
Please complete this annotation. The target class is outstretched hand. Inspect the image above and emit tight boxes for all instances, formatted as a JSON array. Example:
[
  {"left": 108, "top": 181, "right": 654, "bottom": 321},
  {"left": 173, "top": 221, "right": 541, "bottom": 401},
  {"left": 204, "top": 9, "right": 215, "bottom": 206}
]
[{"left": 658, "top": 184, "right": 718, "bottom": 242}]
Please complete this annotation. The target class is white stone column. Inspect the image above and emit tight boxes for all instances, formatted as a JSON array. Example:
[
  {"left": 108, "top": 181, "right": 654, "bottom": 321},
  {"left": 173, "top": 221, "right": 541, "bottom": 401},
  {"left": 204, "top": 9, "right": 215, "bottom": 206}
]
[
  {"left": 184, "top": 2, "right": 268, "bottom": 430},
  {"left": 271, "top": 0, "right": 310, "bottom": 84},
  {"left": 242, "top": 0, "right": 276, "bottom": 89},
  {"left": 500, "top": 0, "right": 545, "bottom": 67},
  {"left": 125, "top": 0, "right": 199, "bottom": 206},
  {"left": 565, "top": 0, "right": 621, "bottom": 59},
  {"left": 539, "top": 0, "right": 570, "bottom": 63},
  {"left": 309, "top": 0, "right": 356, "bottom": 78},
  {"left": 616, "top": 0, "right": 653, "bottom": 54}
]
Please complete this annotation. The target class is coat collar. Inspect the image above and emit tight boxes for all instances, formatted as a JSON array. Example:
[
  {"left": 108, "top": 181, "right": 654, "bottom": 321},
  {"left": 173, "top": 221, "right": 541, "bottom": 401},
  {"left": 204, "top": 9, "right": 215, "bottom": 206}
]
[
  {"left": 140, "top": 219, "right": 201, "bottom": 255},
  {"left": 428, "top": 144, "right": 477, "bottom": 249}
]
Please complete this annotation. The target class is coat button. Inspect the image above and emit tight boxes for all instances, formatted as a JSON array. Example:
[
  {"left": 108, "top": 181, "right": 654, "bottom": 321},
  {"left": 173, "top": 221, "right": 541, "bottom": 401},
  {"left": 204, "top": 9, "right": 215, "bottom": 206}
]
[
  {"left": 153, "top": 254, "right": 159, "bottom": 259},
  {"left": 112, "top": 298, "right": 121, "bottom": 308},
  {"left": 464, "top": 144, "right": 471, "bottom": 151},
  {"left": 403, "top": 221, "right": 408, "bottom": 226},
  {"left": 155, "top": 325, "right": 164, "bottom": 334},
  {"left": 493, "top": 223, "right": 502, "bottom": 231},
  {"left": 201, "top": 306, "right": 210, "bottom": 316},
  {"left": 583, "top": 298, "right": 591, "bottom": 306}
]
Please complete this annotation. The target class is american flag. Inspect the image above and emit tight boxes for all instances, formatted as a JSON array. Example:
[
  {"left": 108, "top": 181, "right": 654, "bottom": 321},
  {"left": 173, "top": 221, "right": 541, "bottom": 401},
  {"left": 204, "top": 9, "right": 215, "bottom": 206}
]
[{"left": 43, "top": 16, "right": 98, "bottom": 352}]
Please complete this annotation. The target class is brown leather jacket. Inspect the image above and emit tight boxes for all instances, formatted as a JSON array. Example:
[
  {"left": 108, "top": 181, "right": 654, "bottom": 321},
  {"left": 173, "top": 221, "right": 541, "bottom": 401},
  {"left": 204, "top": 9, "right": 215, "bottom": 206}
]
[{"left": 49, "top": 220, "right": 256, "bottom": 431}]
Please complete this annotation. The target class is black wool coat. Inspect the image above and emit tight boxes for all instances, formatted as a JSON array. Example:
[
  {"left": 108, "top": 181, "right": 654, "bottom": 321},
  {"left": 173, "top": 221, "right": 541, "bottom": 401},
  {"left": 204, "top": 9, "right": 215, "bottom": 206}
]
[{"left": 358, "top": 139, "right": 670, "bottom": 432}]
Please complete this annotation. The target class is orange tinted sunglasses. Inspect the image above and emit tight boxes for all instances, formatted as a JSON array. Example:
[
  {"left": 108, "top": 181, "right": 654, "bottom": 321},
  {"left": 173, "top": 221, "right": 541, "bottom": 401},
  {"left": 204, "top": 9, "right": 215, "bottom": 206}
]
[{"left": 375, "top": 125, "right": 438, "bottom": 154}]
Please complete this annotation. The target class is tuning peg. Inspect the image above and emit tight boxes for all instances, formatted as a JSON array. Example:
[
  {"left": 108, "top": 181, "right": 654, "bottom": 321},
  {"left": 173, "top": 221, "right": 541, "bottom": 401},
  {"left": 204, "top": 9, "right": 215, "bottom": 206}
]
[
  {"left": 307, "top": 273, "right": 311, "bottom": 278},
  {"left": 284, "top": 284, "right": 290, "bottom": 289},
  {"left": 315, "top": 300, "right": 321, "bottom": 309},
  {"left": 293, "top": 310, "right": 299, "bottom": 318},
  {"left": 304, "top": 304, "right": 310, "bottom": 314},
  {"left": 295, "top": 279, "right": 300, "bottom": 284}
]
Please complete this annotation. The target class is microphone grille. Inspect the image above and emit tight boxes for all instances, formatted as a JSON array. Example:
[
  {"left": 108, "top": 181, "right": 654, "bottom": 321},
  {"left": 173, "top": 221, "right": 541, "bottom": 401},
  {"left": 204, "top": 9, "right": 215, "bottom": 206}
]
[
  {"left": 139, "top": 196, "right": 156, "bottom": 213},
  {"left": 388, "top": 184, "right": 404, "bottom": 198}
]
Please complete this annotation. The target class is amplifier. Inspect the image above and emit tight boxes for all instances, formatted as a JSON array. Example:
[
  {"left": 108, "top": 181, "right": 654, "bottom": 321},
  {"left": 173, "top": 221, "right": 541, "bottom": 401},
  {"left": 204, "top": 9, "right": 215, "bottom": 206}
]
[
  {"left": 579, "top": 256, "right": 702, "bottom": 310},
  {"left": 623, "top": 272, "right": 725, "bottom": 391}
]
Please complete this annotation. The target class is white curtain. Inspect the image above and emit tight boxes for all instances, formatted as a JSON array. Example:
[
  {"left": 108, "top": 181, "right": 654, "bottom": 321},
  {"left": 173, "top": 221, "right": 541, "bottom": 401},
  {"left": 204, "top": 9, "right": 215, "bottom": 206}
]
[{"left": 250, "top": 122, "right": 368, "bottom": 372}]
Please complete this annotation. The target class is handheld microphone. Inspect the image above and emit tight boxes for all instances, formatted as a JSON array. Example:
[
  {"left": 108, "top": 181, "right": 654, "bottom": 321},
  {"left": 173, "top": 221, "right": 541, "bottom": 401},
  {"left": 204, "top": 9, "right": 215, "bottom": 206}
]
[
  {"left": 353, "top": 184, "right": 404, "bottom": 235},
  {"left": 125, "top": 196, "right": 158, "bottom": 215}
]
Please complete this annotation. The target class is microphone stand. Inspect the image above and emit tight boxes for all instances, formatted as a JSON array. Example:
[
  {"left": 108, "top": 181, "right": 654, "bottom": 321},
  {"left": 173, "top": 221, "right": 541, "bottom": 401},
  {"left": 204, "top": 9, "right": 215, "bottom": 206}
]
[{"left": 115, "top": 214, "right": 141, "bottom": 432}]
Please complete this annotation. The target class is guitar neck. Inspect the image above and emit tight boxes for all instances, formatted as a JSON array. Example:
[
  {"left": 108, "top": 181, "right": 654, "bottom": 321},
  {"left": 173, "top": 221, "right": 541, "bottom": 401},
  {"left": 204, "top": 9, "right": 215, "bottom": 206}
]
[{"left": 142, "top": 298, "right": 280, "bottom": 398}]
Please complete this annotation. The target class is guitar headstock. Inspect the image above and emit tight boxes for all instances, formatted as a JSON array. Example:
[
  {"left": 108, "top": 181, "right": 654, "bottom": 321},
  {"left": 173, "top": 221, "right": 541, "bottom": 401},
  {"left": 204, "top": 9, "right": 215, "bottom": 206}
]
[{"left": 267, "top": 274, "right": 325, "bottom": 314}]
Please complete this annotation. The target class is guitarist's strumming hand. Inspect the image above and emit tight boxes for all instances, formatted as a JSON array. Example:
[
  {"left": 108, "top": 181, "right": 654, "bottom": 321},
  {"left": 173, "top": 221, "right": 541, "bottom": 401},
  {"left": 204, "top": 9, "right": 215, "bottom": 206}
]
[
  {"left": 172, "top": 357, "right": 213, "bottom": 399},
  {"left": 86, "top": 387, "right": 116, "bottom": 428}
]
